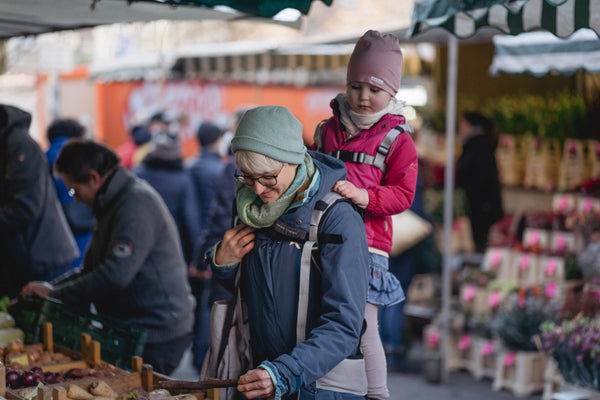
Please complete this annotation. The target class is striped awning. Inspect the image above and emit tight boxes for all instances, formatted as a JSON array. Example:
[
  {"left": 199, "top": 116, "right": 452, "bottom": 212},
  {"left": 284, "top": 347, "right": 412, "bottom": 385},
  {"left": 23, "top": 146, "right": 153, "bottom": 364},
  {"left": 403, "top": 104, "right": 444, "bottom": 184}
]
[
  {"left": 489, "top": 28, "right": 600, "bottom": 76},
  {"left": 409, "top": 0, "right": 600, "bottom": 39}
]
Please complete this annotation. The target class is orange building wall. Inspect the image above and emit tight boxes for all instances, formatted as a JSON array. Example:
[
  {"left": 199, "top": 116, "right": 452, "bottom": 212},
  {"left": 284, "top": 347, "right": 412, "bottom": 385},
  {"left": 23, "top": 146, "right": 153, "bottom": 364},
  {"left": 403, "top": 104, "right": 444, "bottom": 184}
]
[{"left": 93, "top": 80, "right": 344, "bottom": 159}]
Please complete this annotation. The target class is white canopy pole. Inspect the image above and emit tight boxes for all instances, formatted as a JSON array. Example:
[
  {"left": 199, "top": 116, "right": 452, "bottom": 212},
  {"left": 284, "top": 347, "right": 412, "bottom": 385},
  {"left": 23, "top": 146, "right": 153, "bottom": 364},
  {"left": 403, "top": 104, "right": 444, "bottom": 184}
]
[{"left": 441, "top": 34, "right": 458, "bottom": 383}]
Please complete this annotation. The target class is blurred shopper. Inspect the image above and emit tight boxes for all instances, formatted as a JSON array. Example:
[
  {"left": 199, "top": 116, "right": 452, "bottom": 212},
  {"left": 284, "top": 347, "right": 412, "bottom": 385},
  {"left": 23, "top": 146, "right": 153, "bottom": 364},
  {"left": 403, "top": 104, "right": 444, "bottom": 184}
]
[
  {"left": 117, "top": 125, "right": 152, "bottom": 170},
  {"left": 0, "top": 104, "right": 79, "bottom": 298},
  {"left": 312, "top": 30, "right": 418, "bottom": 400},
  {"left": 135, "top": 132, "right": 200, "bottom": 263},
  {"left": 46, "top": 118, "right": 94, "bottom": 268},
  {"left": 455, "top": 111, "right": 504, "bottom": 253},
  {"left": 187, "top": 122, "right": 226, "bottom": 230},
  {"left": 21, "top": 139, "right": 195, "bottom": 375},
  {"left": 207, "top": 106, "right": 369, "bottom": 399}
]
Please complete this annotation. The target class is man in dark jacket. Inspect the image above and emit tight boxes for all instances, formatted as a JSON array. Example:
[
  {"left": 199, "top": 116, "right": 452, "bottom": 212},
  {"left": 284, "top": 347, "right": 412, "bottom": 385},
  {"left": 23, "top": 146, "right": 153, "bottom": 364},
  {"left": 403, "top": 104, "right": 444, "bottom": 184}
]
[
  {"left": 22, "top": 139, "right": 195, "bottom": 375},
  {"left": 455, "top": 111, "right": 504, "bottom": 253},
  {"left": 0, "top": 104, "right": 79, "bottom": 298}
]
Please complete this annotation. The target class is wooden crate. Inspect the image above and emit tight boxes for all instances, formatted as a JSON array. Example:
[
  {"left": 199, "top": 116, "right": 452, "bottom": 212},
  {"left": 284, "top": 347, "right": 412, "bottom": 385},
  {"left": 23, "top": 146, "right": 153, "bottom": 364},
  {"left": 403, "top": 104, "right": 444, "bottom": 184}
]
[
  {"left": 511, "top": 251, "right": 541, "bottom": 288},
  {"left": 542, "top": 358, "right": 563, "bottom": 400},
  {"left": 549, "top": 231, "right": 577, "bottom": 254},
  {"left": 586, "top": 140, "right": 600, "bottom": 180},
  {"left": 2, "top": 322, "right": 217, "bottom": 400},
  {"left": 494, "top": 250, "right": 519, "bottom": 284},
  {"left": 552, "top": 193, "right": 578, "bottom": 213},
  {"left": 423, "top": 324, "right": 441, "bottom": 354},
  {"left": 558, "top": 139, "right": 586, "bottom": 191},
  {"left": 578, "top": 196, "right": 600, "bottom": 214},
  {"left": 481, "top": 247, "right": 512, "bottom": 279},
  {"left": 493, "top": 351, "right": 547, "bottom": 397},
  {"left": 537, "top": 256, "right": 565, "bottom": 285},
  {"left": 496, "top": 134, "right": 526, "bottom": 187},
  {"left": 444, "top": 329, "right": 462, "bottom": 372},
  {"left": 472, "top": 337, "right": 502, "bottom": 380},
  {"left": 523, "top": 228, "right": 550, "bottom": 251},
  {"left": 4, "top": 356, "right": 214, "bottom": 400},
  {"left": 460, "top": 285, "right": 489, "bottom": 316},
  {"left": 456, "top": 333, "right": 477, "bottom": 375},
  {"left": 523, "top": 137, "right": 561, "bottom": 191}
]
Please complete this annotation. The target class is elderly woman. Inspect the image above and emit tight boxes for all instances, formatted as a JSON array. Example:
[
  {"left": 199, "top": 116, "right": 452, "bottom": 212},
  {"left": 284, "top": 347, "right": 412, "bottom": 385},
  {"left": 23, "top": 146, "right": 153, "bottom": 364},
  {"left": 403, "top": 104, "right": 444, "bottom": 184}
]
[{"left": 206, "top": 106, "right": 370, "bottom": 399}]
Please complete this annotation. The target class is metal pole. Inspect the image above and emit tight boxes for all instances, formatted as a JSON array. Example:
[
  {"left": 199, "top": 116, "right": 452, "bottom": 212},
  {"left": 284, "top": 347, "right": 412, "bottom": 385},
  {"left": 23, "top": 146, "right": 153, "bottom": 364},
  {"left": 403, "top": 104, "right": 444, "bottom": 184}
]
[{"left": 441, "top": 34, "right": 458, "bottom": 383}]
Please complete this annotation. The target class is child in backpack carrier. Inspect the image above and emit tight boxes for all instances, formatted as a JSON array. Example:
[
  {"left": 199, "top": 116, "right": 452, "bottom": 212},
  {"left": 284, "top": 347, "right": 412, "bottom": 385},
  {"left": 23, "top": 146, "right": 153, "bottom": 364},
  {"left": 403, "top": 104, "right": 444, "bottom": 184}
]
[{"left": 312, "top": 29, "right": 419, "bottom": 400}]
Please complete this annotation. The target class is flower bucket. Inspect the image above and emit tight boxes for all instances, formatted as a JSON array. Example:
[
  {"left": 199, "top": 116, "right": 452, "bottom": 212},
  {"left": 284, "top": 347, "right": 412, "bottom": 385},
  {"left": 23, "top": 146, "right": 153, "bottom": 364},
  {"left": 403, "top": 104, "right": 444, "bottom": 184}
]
[{"left": 496, "top": 133, "right": 526, "bottom": 187}]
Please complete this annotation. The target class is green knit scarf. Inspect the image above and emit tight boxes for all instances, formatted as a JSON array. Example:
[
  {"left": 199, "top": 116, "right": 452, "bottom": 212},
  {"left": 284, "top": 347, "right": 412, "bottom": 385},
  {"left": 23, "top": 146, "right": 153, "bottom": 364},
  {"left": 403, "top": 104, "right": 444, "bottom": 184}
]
[{"left": 236, "top": 153, "right": 316, "bottom": 228}]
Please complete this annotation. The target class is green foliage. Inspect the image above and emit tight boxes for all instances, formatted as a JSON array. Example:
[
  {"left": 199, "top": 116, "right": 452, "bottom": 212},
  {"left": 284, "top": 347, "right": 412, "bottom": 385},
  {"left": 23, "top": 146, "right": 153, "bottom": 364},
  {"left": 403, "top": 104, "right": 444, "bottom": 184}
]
[
  {"left": 491, "top": 294, "right": 552, "bottom": 352},
  {"left": 480, "top": 91, "right": 589, "bottom": 142},
  {"left": 423, "top": 91, "right": 591, "bottom": 143}
]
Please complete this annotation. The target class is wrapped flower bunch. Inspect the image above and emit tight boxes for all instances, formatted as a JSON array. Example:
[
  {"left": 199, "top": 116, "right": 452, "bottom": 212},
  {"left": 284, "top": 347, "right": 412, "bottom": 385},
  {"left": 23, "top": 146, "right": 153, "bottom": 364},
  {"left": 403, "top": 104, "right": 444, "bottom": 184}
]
[{"left": 541, "top": 317, "right": 600, "bottom": 389}]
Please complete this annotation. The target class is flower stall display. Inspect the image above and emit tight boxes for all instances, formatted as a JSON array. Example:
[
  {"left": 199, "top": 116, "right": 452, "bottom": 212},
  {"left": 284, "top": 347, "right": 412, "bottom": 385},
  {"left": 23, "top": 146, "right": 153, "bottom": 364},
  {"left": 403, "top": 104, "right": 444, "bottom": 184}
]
[
  {"left": 541, "top": 317, "right": 600, "bottom": 391},
  {"left": 490, "top": 293, "right": 553, "bottom": 397}
]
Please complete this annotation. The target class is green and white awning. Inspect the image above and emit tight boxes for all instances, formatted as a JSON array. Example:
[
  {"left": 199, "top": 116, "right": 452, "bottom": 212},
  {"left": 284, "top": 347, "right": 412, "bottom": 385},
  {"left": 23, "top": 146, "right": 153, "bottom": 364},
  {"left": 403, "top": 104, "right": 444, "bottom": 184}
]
[
  {"left": 489, "top": 28, "right": 600, "bottom": 76},
  {"left": 409, "top": 0, "right": 600, "bottom": 39}
]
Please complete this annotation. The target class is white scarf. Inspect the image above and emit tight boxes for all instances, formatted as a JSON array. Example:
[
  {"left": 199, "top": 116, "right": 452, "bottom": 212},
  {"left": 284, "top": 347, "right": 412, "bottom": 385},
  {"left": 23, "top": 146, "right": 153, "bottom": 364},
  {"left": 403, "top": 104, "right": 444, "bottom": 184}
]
[{"left": 335, "top": 93, "right": 406, "bottom": 139}]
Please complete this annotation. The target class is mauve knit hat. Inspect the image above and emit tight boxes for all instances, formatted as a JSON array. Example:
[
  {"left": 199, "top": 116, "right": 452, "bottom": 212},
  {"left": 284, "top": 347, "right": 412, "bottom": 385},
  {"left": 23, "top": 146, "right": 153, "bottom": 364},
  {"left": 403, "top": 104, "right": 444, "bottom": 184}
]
[
  {"left": 231, "top": 105, "right": 306, "bottom": 165},
  {"left": 347, "top": 30, "right": 403, "bottom": 96}
]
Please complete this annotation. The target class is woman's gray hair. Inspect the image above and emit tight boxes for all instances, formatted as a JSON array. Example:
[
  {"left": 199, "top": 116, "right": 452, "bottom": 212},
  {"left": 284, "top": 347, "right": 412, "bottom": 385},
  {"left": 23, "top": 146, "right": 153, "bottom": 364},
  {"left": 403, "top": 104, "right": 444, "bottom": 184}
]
[{"left": 234, "top": 150, "right": 286, "bottom": 174}]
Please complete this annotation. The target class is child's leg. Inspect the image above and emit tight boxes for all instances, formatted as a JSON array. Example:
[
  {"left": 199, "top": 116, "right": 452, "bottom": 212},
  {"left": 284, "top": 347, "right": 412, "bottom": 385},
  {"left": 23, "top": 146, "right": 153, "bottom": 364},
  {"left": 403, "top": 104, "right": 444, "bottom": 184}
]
[{"left": 361, "top": 302, "right": 389, "bottom": 400}]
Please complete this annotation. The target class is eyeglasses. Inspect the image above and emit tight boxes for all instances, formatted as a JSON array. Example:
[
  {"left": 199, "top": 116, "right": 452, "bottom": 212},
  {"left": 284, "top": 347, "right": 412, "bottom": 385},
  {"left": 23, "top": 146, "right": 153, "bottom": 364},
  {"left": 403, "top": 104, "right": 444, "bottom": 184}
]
[
  {"left": 234, "top": 167, "right": 283, "bottom": 188},
  {"left": 68, "top": 188, "right": 77, "bottom": 198}
]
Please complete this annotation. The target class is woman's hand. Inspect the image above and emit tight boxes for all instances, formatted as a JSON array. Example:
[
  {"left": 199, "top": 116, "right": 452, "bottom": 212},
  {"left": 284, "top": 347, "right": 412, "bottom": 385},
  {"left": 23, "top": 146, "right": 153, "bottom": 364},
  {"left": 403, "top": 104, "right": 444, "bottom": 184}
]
[
  {"left": 20, "top": 281, "right": 53, "bottom": 298},
  {"left": 237, "top": 368, "right": 275, "bottom": 399},
  {"left": 333, "top": 180, "right": 369, "bottom": 208},
  {"left": 215, "top": 223, "right": 256, "bottom": 265}
]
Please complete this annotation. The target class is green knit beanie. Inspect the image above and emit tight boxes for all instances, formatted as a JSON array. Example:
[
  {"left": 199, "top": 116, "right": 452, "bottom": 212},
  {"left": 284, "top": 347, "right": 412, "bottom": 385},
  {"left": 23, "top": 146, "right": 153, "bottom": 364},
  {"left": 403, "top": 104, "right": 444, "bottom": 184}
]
[{"left": 231, "top": 105, "right": 306, "bottom": 164}]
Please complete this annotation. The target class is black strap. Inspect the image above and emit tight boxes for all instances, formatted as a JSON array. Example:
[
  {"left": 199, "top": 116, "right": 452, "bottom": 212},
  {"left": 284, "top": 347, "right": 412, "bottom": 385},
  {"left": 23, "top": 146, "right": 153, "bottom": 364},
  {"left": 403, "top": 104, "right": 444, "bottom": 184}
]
[
  {"left": 328, "top": 124, "right": 412, "bottom": 173},
  {"left": 216, "top": 266, "right": 242, "bottom": 364}
]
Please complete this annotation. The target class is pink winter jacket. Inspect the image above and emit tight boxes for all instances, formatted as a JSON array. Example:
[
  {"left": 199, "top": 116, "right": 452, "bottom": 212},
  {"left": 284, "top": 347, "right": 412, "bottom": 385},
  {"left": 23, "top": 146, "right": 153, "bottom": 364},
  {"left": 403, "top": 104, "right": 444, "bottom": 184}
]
[{"left": 314, "top": 101, "right": 419, "bottom": 254}]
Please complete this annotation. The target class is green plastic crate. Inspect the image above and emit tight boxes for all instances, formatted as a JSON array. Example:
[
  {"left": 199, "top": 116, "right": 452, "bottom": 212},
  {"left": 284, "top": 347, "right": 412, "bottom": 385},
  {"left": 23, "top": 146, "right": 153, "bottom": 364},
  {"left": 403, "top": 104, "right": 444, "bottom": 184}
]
[{"left": 11, "top": 296, "right": 147, "bottom": 370}]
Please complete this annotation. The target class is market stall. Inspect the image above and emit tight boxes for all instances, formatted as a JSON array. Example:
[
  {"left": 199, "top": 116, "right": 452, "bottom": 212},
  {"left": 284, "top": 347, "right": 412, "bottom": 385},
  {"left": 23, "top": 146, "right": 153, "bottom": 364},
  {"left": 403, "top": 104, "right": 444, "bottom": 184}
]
[{"left": 408, "top": 0, "right": 600, "bottom": 396}]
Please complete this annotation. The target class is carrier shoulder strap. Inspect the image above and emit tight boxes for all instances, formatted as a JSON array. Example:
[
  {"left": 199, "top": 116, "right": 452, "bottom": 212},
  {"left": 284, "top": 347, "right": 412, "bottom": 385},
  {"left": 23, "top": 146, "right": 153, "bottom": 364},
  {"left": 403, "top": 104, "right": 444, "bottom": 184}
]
[
  {"left": 329, "top": 123, "right": 413, "bottom": 173},
  {"left": 312, "top": 119, "right": 328, "bottom": 152},
  {"left": 296, "top": 191, "right": 345, "bottom": 344}
]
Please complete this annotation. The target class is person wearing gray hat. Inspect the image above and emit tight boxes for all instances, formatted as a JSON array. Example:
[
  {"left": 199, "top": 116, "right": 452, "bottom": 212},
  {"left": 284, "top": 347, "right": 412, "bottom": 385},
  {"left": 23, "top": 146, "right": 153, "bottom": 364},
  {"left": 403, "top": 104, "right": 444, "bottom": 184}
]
[
  {"left": 206, "top": 105, "right": 370, "bottom": 399},
  {"left": 135, "top": 132, "right": 201, "bottom": 264}
]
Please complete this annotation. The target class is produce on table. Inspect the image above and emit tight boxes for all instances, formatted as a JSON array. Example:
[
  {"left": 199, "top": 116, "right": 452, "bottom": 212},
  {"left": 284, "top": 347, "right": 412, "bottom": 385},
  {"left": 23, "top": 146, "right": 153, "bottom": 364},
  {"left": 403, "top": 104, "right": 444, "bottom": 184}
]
[
  {"left": 2, "top": 339, "right": 73, "bottom": 369},
  {"left": 0, "top": 311, "right": 15, "bottom": 329},
  {"left": 0, "top": 327, "right": 25, "bottom": 347},
  {"left": 90, "top": 380, "right": 118, "bottom": 398},
  {"left": 67, "top": 384, "right": 94, "bottom": 400}
]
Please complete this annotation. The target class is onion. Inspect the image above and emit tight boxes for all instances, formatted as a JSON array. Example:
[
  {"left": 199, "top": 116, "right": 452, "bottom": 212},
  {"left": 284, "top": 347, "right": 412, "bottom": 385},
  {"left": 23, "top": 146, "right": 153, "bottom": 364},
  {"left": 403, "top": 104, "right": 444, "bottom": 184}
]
[
  {"left": 44, "top": 371, "right": 58, "bottom": 384},
  {"left": 6, "top": 370, "right": 22, "bottom": 388},
  {"left": 22, "top": 371, "right": 37, "bottom": 387}
]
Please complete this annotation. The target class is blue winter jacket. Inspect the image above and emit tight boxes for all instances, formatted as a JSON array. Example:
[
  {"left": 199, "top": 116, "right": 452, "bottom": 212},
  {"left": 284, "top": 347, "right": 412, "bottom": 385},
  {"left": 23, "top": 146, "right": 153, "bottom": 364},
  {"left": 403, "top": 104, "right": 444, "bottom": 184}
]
[
  {"left": 187, "top": 150, "right": 225, "bottom": 230},
  {"left": 135, "top": 158, "right": 201, "bottom": 263},
  {"left": 209, "top": 151, "right": 369, "bottom": 398}
]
